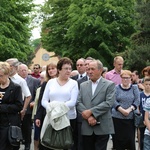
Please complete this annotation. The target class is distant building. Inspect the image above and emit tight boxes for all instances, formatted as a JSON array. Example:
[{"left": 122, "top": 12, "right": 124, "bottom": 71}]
[{"left": 30, "top": 46, "right": 59, "bottom": 70}]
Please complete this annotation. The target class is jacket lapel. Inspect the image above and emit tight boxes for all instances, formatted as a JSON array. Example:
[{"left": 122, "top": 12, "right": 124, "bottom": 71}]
[
  {"left": 91, "top": 78, "right": 105, "bottom": 100},
  {"left": 86, "top": 81, "right": 93, "bottom": 99},
  {"left": 26, "top": 76, "right": 31, "bottom": 85}
]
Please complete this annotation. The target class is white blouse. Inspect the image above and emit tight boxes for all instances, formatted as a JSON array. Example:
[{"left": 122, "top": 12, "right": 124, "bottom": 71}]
[{"left": 42, "top": 78, "right": 79, "bottom": 119}]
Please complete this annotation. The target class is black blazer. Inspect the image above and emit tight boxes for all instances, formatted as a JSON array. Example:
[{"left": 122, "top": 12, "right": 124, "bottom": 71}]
[
  {"left": 35, "top": 81, "right": 47, "bottom": 123},
  {"left": 76, "top": 75, "right": 89, "bottom": 123},
  {"left": 71, "top": 74, "right": 79, "bottom": 81},
  {"left": 0, "top": 80, "right": 23, "bottom": 126},
  {"left": 77, "top": 76, "right": 88, "bottom": 89}
]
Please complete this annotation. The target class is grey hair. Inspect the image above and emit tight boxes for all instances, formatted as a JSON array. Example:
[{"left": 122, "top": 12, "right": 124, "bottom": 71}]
[
  {"left": 89, "top": 59, "right": 103, "bottom": 70},
  {"left": 6, "top": 58, "right": 21, "bottom": 67}
]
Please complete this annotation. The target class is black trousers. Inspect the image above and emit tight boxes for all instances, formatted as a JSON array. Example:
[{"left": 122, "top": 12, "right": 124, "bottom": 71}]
[
  {"left": 70, "top": 119, "right": 77, "bottom": 150},
  {"left": 82, "top": 133, "right": 109, "bottom": 150},
  {"left": 22, "top": 114, "right": 32, "bottom": 144},
  {"left": 139, "top": 126, "right": 146, "bottom": 150},
  {"left": 0, "top": 126, "right": 12, "bottom": 150}
]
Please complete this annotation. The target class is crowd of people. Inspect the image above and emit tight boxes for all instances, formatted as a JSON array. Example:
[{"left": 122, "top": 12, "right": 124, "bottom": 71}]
[{"left": 0, "top": 56, "right": 150, "bottom": 150}]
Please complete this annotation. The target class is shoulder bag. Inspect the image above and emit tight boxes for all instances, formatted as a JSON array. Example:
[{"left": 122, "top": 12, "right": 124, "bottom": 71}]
[
  {"left": 41, "top": 124, "right": 73, "bottom": 149},
  {"left": 132, "top": 86, "right": 145, "bottom": 128},
  {"left": 8, "top": 125, "right": 23, "bottom": 146},
  {"left": 134, "top": 112, "right": 145, "bottom": 128},
  {"left": 7, "top": 114, "right": 23, "bottom": 146}
]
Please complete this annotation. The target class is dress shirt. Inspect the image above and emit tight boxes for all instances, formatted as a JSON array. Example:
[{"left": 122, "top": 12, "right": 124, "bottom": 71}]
[
  {"left": 78, "top": 72, "right": 86, "bottom": 79},
  {"left": 105, "top": 69, "right": 122, "bottom": 85},
  {"left": 91, "top": 77, "right": 101, "bottom": 95}
]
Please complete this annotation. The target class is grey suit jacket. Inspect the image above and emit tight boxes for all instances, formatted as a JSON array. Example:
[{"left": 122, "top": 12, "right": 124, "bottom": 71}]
[
  {"left": 77, "top": 77, "right": 115, "bottom": 135},
  {"left": 26, "top": 75, "right": 40, "bottom": 114}
]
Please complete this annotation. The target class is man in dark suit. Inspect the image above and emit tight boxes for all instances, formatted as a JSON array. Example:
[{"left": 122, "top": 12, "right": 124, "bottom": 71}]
[
  {"left": 18, "top": 64, "right": 40, "bottom": 150},
  {"left": 71, "top": 58, "right": 86, "bottom": 81},
  {"left": 77, "top": 59, "right": 115, "bottom": 150},
  {"left": 76, "top": 57, "right": 94, "bottom": 150}
]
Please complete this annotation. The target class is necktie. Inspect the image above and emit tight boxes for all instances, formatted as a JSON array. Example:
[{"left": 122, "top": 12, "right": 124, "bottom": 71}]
[{"left": 80, "top": 75, "right": 83, "bottom": 78}]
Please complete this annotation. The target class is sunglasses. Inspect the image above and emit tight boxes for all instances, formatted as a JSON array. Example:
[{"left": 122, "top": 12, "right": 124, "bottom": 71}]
[{"left": 34, "top": 68, "right": 39, "bottom": 69}]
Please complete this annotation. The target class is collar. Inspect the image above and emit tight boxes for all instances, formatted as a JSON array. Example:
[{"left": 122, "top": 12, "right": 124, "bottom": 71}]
[
  {"left": 80, "top": 72, "right": 86, "bottom": 77},
  {"left": 112, "top": 69, "right": 121, "bottom": 74},
  {"left": 10, "top": 73, "right": 19, "bottom": 80},
  {"left": 91, "top": 76, "right": 102, "bottom": 84}
]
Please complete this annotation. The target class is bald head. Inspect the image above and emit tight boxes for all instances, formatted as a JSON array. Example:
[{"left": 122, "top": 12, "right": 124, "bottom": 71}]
[
  {"left": 76, "top": 58, "right": 86, "bottom": 74},
  {"left": 18, "top": 64, "right": 29, "bottom": 79}
]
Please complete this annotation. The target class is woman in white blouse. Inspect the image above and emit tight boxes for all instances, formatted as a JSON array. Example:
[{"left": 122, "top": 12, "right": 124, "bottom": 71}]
[{"left": 41, "top": 57, "right": 78, "bottom": 149}]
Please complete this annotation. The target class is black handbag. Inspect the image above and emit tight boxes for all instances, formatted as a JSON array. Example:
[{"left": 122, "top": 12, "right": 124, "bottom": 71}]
[
  {"left": 41, "top": 124, "right": 73, "bottom": 149},
  {"left": 134, "top": 112, "right": 145, "bottom": 128},
  {"left": 8, "top": 125, "right": 23, "bottom": 146}
]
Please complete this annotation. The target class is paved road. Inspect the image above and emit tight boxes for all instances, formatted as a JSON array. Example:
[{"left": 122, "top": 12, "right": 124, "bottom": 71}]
[{"left": 20, "top": 130, "right": 139, "bottom": 150}]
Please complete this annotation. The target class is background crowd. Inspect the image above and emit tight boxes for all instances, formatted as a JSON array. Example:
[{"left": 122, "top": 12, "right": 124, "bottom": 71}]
[{"left": 0, "top": 56, "right": 150, "bottom": 150}]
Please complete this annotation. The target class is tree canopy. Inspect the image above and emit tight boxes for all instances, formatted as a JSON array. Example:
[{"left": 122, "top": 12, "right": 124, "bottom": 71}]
[
  {"left": 0, "top": 0, "right": 34, "bottom": 63},
  {"left": 125, "top": 0, "right": 150, "bottom": 73},
  {"left": 41, "top": 0, "right": 136, "bottom": 69}
]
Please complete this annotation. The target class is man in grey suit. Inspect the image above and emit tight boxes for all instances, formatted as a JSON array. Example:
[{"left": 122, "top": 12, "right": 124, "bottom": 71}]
[{"left": 77, "top": 59, "right": 115, "bottom": 150}]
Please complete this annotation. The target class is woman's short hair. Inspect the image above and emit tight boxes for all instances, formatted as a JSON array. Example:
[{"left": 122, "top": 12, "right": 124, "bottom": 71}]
[
  {"left": 120, "top": 70, "right": 132, "bottom": 78},
  {"left": 57, "top": 57, "right": 73, "bottom": 70},
  {"left": 0, "top": 61, "right": 10, "bottom": 75}
]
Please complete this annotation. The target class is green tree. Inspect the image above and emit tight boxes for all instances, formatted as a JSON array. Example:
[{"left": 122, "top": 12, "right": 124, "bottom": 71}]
[
  {"left": 41, "top": 0, "right": 136, "bottom": 68},
  {"left": 0, "top": 0, "right": 34, "bottom": 63},
  {"left": 41, "top": 0, "right": 71, "bottom": 57},
  {"left": 125, "top": 0, "right": 150, "bottom": 73},
  {"left": 30, "top": 38, "right": 41, "bottom": 50}
]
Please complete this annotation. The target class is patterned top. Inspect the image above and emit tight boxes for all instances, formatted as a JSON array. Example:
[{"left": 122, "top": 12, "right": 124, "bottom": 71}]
[{"left": 112, "top": 84, "right": 140, "bottom": 119}]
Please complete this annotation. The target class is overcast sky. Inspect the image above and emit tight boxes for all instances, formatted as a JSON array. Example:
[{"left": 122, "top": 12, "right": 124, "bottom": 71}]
[{"left": 31, "top": 0, "right": 45, "bottom": 40}]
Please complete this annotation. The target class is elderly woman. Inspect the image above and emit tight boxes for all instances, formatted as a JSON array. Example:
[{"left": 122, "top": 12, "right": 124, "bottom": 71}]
[
  {"left": 41, "top": 57, "right": 78, "bottom": 150},
  {"left": 0, "top": 61, "right": 23, "bottom": 150},
  {"left": 112, "top": 70, "right": 140, "bottom": 150}
]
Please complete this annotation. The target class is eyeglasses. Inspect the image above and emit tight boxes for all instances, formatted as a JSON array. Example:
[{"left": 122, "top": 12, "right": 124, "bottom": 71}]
[
  {"left": 62, "top": 68, "right": 72, "bottom": 71},
  {"left": 122, "top": 77, "right": 131, "bottom": 80},
  {"left": 76, "top": 64, "right": 84, "bottom": 67}
]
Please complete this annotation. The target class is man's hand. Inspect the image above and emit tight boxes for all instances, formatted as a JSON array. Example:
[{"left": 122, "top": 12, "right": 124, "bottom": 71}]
[
  {"left": 88, "top": 116, "right": 97, "bottom": 126},
  {"left": 20, "top": 109, "right": 27, "bottom": 120},
  {"left": 82, "top": 110, "right": 92, "bottom": 119}
]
